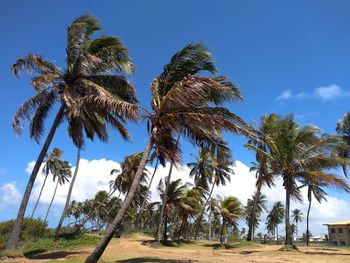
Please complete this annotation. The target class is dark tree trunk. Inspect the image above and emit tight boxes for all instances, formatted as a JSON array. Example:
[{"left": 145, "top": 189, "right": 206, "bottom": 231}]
[
  {"left": 194, "top": 182, "right": 215, "bottom": 240},
  {"left": 220, "top": 220, "right": 225, "bottom": 246},
  {"left": 306, "top": 188, "right": 312, "bottom": 246},
  {"left": 163, "top": 210, "right": 168, "bottom": 243},
  {"left": 178, "top": 214, "right": 187, "bottom": 240},
  {"left": 31, "top": 174, "right": 49, "bottom": 218},
  {"left": 44, "top": 180, "right": 59, "bottom": 221},
  {"left": 157, "top": 162, "right": 174, "bottom": 242},
  {"left": 135, "top": 158, "right": 159, "bottom": 227},
  {"left": 85, "top": 135, "right": 154, "bottom": 263},
  {"left": 6, "top": 105, "right": 65, "bottom": 250},
  {"left": 285, "top": 187, "right": 292, "bottom": 245},
  {"left": 55, "top": 147, "right": 81, "bottom": 237},
  {"left": 247, "top": 184, "right": 261, "bottom": 241}
]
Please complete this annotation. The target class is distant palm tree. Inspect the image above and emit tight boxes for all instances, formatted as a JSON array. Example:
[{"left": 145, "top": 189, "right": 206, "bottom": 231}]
[
  {"left": 217, "top": 196, "right": 242, "bottom": 246},
  {"left": 266, "top": 201, "right": 285, "bottom": 242},
  {"left": 291, "top": 209, "right": 303, "bottom": 240},
  {"left": 245, "top": 192, "right": 267, "bottom": 239},
  {"left": 190, "top": 143, "right": 233, "bottom": 239},
  {"left": 158, "top": 178, "right": 188, "bottom": 242},
  {"left": 86, "top": 43, "right": 253, "bottom": 263},
  {"left": 299, "top": 178, "right": 328, "bottom": 246},
  {"left": 44, "top": 159, "right": 72, "bottom": 221},
  {"left": 31, "top": 148, "right": 63, "bottom": 218},
  {"left": 207, "top": 197, "right": 219, "bottom": 241},
  {"left": 8, "top": 14, "right": 138, "bottom": 249}
]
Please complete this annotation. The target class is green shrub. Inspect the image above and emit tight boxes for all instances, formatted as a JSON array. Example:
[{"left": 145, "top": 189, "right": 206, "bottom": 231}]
[{"left": 0, "top": 218, "right": 48, "bottom": 249}]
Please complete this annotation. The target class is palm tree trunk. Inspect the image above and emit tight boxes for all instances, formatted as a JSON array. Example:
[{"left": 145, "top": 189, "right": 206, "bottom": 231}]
[
  {"left": 157, "top": 161, "right": 174, "bottom": 242},
  {"left": 31, "top": 174, "right": 49, "bottom": 218},
  {"left": 208, "top": 211, "right": 212, "bottom": 241},
  {"left": 44, "top": 180, "right": 59, "bottom": 221},
  {"left": 276, "top": 225, "right": 278, "bottom": 243},
  {"left": 247, "top": 184, "right": 261, "bottom": 241},
  {"left": 306, "top": 190, "right": 312, "bottom": 246},
  {"left": 178, "top": 215, "right": 187, "bottom": 240},
  {"left": 85, "top": 135, "right": 154, "bottom": 263},
  {"left": 220, "top": 220, "right": 225, "bottom": 246},
  {"left": 6, "top": 105, "right": 65, "bottom": 250},
  {"left": 163, "top": 210, "right": 168, "bottom": 242},
  {"left": 55, "top": 147, "right": 81, "bottom": 237},
  {"left": 285, "top": 187, "right": 292, "bottom": 245},
  {"left": 194, "top": 182, "right": 215, "bottom": 240},
  {"left": 135, "top": 158, "right": 159, "bottom": 227}
]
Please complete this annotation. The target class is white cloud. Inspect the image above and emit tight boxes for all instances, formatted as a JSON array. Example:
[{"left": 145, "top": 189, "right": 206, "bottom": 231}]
[
  {"left": 25, "top": 158, "right": 350, "bottom": 235},
  {"left": 0, "top": 182, "right": 21, "bottom": 210},
  {"left": 276, "top": 84, "right": 348, "bottom": 101},
  {"left": 314, "top": 85, "right": 342, "bottom": 101}
]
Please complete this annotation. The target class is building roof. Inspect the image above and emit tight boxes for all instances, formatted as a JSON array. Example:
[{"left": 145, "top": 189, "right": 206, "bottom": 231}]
[{"left": 324, "top": 220, "right": 350, "bottom": 226}]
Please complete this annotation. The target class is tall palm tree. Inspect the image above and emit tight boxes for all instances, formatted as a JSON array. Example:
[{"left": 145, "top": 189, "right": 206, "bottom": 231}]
[
  {"left": 31, "top": 148, "right": 63, "bottom": 218},
  {"left": 299, "top": 178, "right": 328, "bottom": 246},
  {"left": 246, "top": 115, "right": 350, "bottom": 246},
  {"left": 8, "top": 14, "right": 138, "bottom": 249},
  {"left": 266, "top": 201, "right": 285, "bottom": 242},
  {"left": 44, "top": 160, "right": 72, "bottom": 221},
  {"left": 245, "top": 114, "right": 277, "bottom": 241},
  {"left": 86, "top": 43, "right": 253, "bottom": 263},
  {"left": 291, "top": 209, "right": 303, "bottom": 240},
  {"left": 217, "top": 196, "right": 242, "bottom": 246}
]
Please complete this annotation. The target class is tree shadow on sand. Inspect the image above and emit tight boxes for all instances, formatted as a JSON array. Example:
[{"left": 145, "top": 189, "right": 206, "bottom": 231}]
[
  {"left": 25, "top": 250, "right": 87, "bottom": 259},
  {"left": 115, "top": 258, "right": 196, "bottom": 263}
]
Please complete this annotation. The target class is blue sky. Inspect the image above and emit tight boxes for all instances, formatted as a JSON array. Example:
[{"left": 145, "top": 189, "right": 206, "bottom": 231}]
[{"left": 1, "top": 1, "right": 350, "bottom": 234}]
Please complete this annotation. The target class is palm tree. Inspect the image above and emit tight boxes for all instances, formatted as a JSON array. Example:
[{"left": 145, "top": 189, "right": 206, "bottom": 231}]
[
  {"left": 245, "top": 192, "right": 267, "bottom": 240},
  {"left": 266, "top": 201, "right": 285, "bottom": 242},
  {"left": 157, "top": 178, "right": 188, "bottom": 242},
  {"left": 246, "top": 115, "right": 350, "bottom": 246},
  {"left": 31, "top": 148, "right": 63, "bottom": 218},
  {"left": 299, "top": 178, "right": 328, "bottom": 246},
  {"left": 245, "top": 114, "right": 277, "bottom": 241},
  {"left": 8, "top": 14, "right": 138, "bottom": 249},
  {"left": 177, "top": 187, "right": 202, "bottom": 240},
  {"left": 217, "top": 196, "right": 242, "bottom": 246},
  {"left": 190, "top": 143, "right": 233, "bottom": 239},
  {"left": 291, "top": 209, "right": 303, "bottom": 240},
  {"left": 85, "top": 43, "right": 253, "bottom": 262},
  {"left": 44, "top": 160, "right": 72, "bottom": 221},
  {"left": 207, "top": 197, "right": 219, "bottom": 241},
  {"left": 335, "top": 112, "right": 350, "bottom": 177}
]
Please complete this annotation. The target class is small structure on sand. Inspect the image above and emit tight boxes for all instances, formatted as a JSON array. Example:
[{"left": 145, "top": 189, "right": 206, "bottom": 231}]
[{"left": 324, "top": 220, "right": 350, "bottom": 245}]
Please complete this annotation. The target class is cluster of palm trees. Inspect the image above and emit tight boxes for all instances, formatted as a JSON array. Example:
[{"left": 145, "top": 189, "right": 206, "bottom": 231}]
[{"left": 7, "top": 13, "right": 350, "bottom": 263}]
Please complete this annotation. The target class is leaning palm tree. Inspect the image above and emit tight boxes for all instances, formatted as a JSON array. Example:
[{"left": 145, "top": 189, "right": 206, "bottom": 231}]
[
  {"left": 246, "top": 114, "right": 350, "bottom": 246},
  {"left": 8, "top": 14, "right": 138, "bottom": 249},
  {"left": 44, "top": 160, "right": 72, "bottom": 221},
  {"left": 85, "top": 43, "right": 253, "bottom": 262},
  {"left": 299, "top": 178, "right": 328, "bottom": 246},
  {"left": 31, "top": 148, "right": 63, "bottom": 218},
  {"left": 217, "top": 196, "right": 242, "bottom": 246},
  {"left": 291, "top": 209, "right": 303, "bottom": 240}
]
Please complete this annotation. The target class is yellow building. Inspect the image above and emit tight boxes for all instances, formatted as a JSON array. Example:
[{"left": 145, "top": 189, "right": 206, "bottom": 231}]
[{"left": 324, "top": 220, "right": 350, "bottom": 245}]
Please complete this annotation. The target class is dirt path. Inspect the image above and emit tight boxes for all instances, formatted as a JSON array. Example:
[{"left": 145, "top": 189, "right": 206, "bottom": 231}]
[{"left": 4, "top": 234, "right": 350, "bottom": 262}]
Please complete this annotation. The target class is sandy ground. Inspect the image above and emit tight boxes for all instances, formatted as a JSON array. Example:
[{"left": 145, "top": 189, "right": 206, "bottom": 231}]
[{"left": 4, "top": 234, "right": 350, "bottom": 262}]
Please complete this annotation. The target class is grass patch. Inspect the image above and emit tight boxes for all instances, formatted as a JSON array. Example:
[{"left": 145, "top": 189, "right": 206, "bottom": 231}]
[
  {"left": 20, "top": 233, "right": 101, "bottom": 257},
  {"left": 0, "top": 249, "right": 24, "bottom": 258}
]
